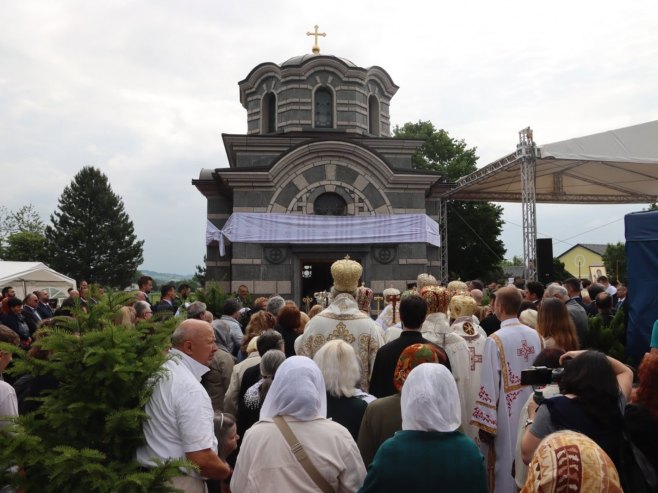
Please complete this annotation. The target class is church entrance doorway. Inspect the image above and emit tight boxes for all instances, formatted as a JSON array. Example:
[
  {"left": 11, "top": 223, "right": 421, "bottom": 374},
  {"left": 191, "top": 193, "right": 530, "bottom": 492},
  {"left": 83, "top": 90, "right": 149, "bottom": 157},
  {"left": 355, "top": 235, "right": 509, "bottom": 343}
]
[{"left": 299, "top": 260, "right": 333, "bottom": 311}]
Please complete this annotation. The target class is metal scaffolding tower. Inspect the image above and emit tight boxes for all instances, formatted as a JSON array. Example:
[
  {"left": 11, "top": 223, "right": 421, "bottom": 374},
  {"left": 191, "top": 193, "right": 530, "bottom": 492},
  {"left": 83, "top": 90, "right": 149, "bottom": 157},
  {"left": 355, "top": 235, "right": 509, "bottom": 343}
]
[
  {"left": 518, "top": 127, "right": 538, "bottom": 281},
  {"left": 439, "top": 197, "right": 449, "bottom": 283}
]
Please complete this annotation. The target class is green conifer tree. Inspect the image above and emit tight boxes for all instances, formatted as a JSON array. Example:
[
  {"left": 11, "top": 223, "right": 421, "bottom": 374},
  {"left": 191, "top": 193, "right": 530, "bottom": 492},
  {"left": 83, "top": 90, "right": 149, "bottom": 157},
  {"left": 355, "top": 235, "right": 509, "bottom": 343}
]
[
  {"left": 45, "top": 167, "right": 144, "bottom": 288},
  {"left": 0, "top": 294, "right": 187, "bottom": 492}
]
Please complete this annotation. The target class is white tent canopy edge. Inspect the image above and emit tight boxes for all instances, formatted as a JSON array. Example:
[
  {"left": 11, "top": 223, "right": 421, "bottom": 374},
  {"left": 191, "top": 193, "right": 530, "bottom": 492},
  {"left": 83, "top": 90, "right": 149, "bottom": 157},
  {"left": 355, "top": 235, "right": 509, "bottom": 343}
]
[{"left": 0, "top": 261, "right": 77, "bottom": 300}]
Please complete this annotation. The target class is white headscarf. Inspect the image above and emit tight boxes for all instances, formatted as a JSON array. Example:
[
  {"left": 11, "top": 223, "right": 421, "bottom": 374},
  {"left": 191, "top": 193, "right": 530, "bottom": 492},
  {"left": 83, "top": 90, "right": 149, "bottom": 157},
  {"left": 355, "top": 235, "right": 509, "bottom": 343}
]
[
  {"left": 401, "top": 363, "right": 461, "bottom": 432},
  {"left": 259, "top": 356, "right": 327, "bottom": 421}
]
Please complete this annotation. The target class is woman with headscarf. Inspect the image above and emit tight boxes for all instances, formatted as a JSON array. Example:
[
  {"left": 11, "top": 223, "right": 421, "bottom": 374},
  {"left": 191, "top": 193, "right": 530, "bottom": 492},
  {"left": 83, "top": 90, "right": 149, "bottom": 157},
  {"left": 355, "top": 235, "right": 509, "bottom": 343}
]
[
  {"left": 357, "top": 343, "right": 447, "bottom": 467},
  {"left": 231, "top": 356, "right": 366, "bottom": 493},
  {"left": 358, "top": 363, "right": 487, "bottom": 493},
  {"left": 420, "top": 286, "right": 471, "bottom": 431},
  {"left": 236, "top": 349, "right": 286, "bottom": 437},
  {"left": 521, "top": 431, "right": 622, "bottom": 492}
]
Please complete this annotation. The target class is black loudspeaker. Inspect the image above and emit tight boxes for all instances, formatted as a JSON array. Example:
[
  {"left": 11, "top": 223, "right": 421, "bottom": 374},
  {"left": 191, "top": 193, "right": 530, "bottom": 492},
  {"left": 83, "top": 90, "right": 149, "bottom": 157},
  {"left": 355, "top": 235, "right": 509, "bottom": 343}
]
[{"left": 536, "top": 238, "right": 554, "bottom": 283}]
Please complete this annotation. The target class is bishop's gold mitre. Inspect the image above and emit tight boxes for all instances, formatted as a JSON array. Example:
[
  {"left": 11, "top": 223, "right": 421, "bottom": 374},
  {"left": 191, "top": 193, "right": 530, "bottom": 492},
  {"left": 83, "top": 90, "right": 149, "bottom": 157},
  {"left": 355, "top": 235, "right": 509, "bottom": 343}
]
[{"left": 331, "top": 255, "right": 362, "bottom": 293}]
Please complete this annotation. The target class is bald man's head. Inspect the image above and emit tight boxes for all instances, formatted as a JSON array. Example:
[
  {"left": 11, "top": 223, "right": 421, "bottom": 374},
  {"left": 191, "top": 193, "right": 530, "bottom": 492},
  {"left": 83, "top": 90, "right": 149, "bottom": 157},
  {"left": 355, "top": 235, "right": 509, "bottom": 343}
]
[{"left": 171, "top": 319, "right": 217, "bottom": 365}]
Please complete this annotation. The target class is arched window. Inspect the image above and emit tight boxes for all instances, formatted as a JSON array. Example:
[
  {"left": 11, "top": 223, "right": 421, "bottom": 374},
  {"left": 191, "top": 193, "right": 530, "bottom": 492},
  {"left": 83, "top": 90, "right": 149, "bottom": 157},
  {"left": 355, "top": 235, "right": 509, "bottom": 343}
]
[
  {"left": 314, "top": 87, "right": 333, "bottom": 128},
  {"left": 314, "top": 192, "right": 347, "bottom": 216},
  {"left": 261, "top": 92, "right": 276, "bottom": 133},
  {"left": 368, "top": 95, "right": 380, "bottom": 135}
]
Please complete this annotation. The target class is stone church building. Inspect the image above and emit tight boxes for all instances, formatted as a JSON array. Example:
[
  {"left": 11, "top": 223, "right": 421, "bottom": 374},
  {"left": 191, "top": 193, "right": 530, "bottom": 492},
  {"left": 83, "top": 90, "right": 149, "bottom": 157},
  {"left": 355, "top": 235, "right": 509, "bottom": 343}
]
[{"left": 194, "top": 51, "right": 451, "bottom": 306}]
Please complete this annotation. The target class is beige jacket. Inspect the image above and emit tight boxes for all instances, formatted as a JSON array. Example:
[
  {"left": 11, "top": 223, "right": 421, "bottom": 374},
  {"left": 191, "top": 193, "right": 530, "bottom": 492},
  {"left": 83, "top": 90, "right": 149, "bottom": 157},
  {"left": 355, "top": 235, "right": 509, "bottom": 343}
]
[{"left": 231, "top": 417, "right": 366, "bottom": 493}]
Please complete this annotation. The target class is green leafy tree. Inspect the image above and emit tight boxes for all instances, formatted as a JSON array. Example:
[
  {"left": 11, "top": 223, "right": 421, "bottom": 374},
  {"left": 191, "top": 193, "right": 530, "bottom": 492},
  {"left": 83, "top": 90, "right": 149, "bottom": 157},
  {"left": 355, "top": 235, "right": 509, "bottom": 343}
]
[
  {"left": 0, "top": 204, "right": 46, "bottom": 257},
  {"left": 552, "top": 258, "right": 572, "bottom": 281},
  {"left": 602, "top": 242, "right": 626, "bottom": 281},
  {"left": 587, "top": 304, "right": 627, "bottom": 362},
  {"left": 45, "top": 167, "right": 144, "bottom": 288},
  {"left": 2, "top": 231, "right": 47, "bottom": 261},
  {"left": 500, "top": 255, "right": 524, "bottom": 267},
  {"left": 195, "top": 281, "right": 229, "bottom": 317},
  {"left": 0, "top": 294, "right": 186, "bottom": 492},
  {"left": 394, "top": 120, "right": 506, "bottom": 280}
]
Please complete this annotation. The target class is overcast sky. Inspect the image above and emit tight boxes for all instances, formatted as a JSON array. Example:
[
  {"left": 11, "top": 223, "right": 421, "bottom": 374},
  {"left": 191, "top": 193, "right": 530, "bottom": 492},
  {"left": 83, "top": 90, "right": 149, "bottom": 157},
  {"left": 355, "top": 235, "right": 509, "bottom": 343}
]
[{"left": 2, "top": 1, "right": 656, "bottom": 275}]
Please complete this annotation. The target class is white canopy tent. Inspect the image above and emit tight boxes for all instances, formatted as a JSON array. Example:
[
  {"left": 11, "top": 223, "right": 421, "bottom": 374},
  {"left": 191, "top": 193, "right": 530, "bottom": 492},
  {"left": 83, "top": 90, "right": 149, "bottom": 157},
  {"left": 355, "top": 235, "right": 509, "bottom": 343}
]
[
  {"left": 0, "top": 262, "right": 76, "bottom": 300},
  {"left": 436, "top": 120, "right": 658, "bottom": 281},
  {"left": 445, "top": 120, "right": 658, "bottom": 204}
]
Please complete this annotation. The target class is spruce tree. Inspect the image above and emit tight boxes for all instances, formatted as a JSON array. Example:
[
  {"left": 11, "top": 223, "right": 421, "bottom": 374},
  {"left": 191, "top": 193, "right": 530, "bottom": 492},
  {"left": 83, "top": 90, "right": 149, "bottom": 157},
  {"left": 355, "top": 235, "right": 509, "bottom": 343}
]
[{"left": 45, "top": 167, "right": 144, "bottom": 288}]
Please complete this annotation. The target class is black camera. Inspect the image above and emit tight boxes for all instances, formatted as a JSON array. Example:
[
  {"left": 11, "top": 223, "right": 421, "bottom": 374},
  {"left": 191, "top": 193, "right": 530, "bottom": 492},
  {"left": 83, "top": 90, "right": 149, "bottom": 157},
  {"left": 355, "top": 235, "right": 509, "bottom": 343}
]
[{"left": 520, "top": 366, "right": 564, "bottom": 386}]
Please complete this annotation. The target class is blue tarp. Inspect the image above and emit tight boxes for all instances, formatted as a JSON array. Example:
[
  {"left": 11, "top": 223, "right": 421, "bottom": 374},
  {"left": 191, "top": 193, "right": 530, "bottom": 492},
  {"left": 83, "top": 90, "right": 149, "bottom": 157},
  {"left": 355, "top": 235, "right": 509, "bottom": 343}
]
[{"left": 625, "top": 209, "right": 658, "bottom": 363}]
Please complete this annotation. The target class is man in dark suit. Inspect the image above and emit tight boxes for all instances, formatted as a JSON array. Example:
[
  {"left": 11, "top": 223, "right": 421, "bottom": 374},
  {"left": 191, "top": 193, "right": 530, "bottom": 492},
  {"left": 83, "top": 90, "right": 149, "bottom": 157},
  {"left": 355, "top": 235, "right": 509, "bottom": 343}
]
[
  {"left": 0, "top": 297, "right": 31, "bottom": 349},
  {"left": 525, "top": 281, "right": 545, "bottom": 307},
  {"left": 137, "top": 275, "right": 154, "bottom": 307},
  {"left": 22, "top": 293, "right": 42, "bottom": 336},
  {"left": 368, "top": 295, "right": 451, "bottom": 398},
  {"left": 564, "top": 278, "right": 588, "bottom": 311},
  {"left": 153, "top": 284, "right": 176, "bottom": 318},
  {"left": 36, "top": 289, "right": 54, "bottom": 320}
]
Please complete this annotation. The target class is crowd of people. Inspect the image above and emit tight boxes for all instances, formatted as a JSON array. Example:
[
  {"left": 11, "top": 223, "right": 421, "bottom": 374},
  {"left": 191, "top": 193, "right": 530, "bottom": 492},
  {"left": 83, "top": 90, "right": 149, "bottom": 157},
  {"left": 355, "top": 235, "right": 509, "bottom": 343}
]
[{"left": 1, "top": 263, "right": 658, "bottom": 493}]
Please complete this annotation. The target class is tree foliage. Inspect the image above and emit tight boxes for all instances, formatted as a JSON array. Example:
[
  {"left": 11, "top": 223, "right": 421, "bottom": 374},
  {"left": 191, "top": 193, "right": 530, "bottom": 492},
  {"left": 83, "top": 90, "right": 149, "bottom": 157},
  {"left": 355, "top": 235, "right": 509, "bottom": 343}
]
[
  {"left": 0, "top": 204, "right": 46, "bottom": 260},
  {"left": 2, "top": 231, "right": 47, "bottom": 261},
  {"left": 194, "top": 256, "right": 207, "bottom": 288},
  {"left": 393, "top": 120, "right": 506, "bottom": 280},
  {"left": 194, "top": 281, "right": 230, "bottom": 317},
  {"left": 45, "top": 167, "right": 144, "bottom": 288},
  {"left": 602, "top": 242, "right": 627, "bottom": 281},
  {"left": 552, "top": 258, "right": 572, "bottom": 281},
  {"left": 0, "top": 295, "right": 186, "bottom": 492},
  {"left": 587, "top": 305, "right": 627, "bottom": 362}
]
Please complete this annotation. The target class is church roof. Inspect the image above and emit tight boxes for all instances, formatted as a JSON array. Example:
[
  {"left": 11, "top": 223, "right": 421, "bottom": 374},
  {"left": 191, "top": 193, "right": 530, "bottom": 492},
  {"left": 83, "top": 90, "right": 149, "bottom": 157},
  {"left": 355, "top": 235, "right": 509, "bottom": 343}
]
[{"left": 281, "top": 53, "right": 357, "bottom": 68}]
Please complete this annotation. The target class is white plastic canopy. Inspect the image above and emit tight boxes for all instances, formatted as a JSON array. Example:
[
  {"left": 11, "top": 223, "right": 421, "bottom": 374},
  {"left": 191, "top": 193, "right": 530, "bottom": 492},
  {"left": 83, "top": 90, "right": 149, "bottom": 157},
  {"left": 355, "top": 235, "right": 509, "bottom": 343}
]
[
  {"left": 206, "top": 213, "right": 441, "bottom": 256},
  {"left": 0, "top": 261, "right": 76, "bottom": 299},
  {"left": 446, "top": 120, "right": 658, "bottom": 204}
]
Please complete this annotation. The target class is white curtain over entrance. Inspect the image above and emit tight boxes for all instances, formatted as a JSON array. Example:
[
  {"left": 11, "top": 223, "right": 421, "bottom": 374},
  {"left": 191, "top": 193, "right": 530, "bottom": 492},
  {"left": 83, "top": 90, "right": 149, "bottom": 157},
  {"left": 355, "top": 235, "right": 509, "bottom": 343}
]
[{"left": 206, "top": 213, "right": 440, "bottom": 256}]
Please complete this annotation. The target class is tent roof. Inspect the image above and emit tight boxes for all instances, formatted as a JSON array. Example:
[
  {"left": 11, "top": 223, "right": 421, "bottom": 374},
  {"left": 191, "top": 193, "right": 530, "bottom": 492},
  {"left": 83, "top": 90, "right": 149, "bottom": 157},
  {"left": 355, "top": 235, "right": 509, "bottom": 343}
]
[
  {"left": 0, "top": 261, "right": 76, "bottom": 286},
  {"left": 443, "top": 120, "right": 658, "bottom": 204}
]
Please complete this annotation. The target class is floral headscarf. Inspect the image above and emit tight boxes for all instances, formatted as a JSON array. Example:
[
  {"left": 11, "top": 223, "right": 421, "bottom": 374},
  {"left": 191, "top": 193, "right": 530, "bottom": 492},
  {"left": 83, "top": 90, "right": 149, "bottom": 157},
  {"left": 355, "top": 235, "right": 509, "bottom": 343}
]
[
  {"left": 521, "top": 431, "right": 622, "bottom": 493},
  {"left": 393, "top": 343, "right": 447, "bottom": 393}
]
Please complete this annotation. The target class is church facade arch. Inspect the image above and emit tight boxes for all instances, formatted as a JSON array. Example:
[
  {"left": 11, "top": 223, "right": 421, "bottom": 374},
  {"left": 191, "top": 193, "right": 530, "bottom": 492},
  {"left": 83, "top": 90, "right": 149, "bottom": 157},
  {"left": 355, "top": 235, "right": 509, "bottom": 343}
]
[{"left": 265, "top": 140, "right": 394, "bottom": 215}]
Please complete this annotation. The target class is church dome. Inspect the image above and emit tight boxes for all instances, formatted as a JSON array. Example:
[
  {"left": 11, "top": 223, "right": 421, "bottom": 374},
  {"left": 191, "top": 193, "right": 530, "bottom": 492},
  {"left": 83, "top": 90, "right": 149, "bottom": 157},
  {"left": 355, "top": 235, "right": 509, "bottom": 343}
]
[
  {"left": 280, "top": 53, "right": 357, "bottom": 68},
  {"left": 239, "top": 53, "right": 398, "bottom": 137}
]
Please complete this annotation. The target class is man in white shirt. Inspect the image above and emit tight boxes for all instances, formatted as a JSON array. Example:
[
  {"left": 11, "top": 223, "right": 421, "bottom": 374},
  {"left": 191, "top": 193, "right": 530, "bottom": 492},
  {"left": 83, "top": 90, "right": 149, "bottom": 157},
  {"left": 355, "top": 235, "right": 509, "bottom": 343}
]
[
  {"left": 471, "top": 286, "right": 543, "bottom": 493},
  {"left": 136, "top": 319, "right": 231, "bottom": 492},
  {"left": 0, "top": 325, "right": 20, "bottom": 428}
]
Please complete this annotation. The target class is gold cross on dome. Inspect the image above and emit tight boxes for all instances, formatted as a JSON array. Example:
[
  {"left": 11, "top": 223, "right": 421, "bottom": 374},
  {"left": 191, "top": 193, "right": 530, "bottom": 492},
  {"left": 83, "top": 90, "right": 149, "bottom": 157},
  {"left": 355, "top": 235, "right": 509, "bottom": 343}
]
[{"left": 306, "top": 25, "right": 326, "bottom": 54}]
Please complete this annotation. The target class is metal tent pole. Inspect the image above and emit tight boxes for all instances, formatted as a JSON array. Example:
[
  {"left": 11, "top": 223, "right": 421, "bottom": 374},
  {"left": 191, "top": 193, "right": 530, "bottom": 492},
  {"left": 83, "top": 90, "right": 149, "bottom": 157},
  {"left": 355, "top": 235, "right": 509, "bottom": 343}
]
[
  {"left": 439, "top": 197, "right": 449, "bottom": 284},
  {"left": 518, "top": 127, "right": 538, "bottom": 281}
]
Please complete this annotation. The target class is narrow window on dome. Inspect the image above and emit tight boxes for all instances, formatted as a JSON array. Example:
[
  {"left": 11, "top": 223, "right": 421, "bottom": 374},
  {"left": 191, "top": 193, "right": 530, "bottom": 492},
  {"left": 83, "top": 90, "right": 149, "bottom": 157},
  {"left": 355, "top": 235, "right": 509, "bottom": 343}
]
[
  {"left": 261, "top": 92, "right": 277, "bottom": 133},
  {"left": 314, "top": 88, "right": 333, "bottom": 128},
  {"left": 368, "top": 95, "right": 380, "bottom": 135}
]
